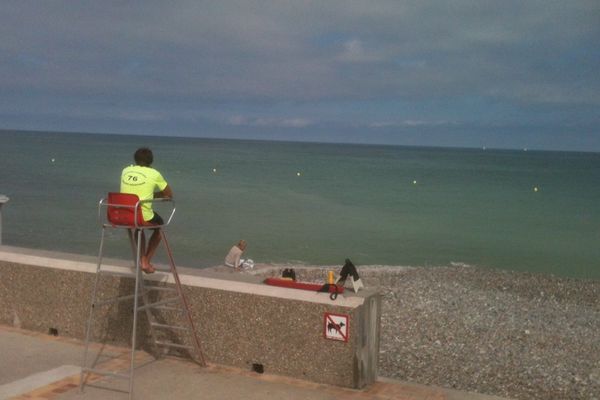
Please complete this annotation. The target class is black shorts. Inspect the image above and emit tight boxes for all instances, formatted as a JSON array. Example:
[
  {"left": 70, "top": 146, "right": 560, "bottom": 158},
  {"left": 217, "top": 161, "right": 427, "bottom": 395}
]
[{"left": 146, "top": 212, "right": 164, "bottom": 227}]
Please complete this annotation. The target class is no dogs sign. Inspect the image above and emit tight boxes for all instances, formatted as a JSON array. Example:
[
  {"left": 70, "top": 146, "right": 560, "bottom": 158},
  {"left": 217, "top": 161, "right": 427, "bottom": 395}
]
[{"left": 323, "top": 312, "right": 349, "bottom": 342}]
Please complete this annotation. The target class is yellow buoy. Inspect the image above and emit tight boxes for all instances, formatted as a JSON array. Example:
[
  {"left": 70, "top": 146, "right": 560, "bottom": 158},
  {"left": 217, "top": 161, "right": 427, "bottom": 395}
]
[{"left": 413, "top": 180, "right": 417, "bottom": 185}]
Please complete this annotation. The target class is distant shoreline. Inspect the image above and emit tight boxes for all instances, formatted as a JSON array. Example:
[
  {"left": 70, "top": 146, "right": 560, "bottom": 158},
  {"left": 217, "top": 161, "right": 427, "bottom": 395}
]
[{"left": 3, "top": 128, "right": 600, "bottom": 155}]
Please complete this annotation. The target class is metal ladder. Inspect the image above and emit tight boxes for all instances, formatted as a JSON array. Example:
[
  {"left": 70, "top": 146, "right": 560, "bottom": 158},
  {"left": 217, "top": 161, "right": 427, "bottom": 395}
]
[{"left": 79, "top": 195, "right": 205, "bottom": 399}]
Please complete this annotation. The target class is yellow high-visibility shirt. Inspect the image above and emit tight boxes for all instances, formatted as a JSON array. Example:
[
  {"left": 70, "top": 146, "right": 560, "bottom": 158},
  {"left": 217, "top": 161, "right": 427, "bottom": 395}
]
[{"left": 120, "top": 165, "right": 168, "bottom": 221}]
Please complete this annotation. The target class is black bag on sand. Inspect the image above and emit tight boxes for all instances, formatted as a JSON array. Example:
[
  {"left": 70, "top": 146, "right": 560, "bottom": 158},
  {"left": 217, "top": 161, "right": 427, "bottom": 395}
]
[{"left": 282, "top": 268, "right": 296, "bottom": 281}]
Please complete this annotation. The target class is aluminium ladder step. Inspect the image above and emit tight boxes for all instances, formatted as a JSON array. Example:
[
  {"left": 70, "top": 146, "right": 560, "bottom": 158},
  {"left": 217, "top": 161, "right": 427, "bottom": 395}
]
[
  {"left": 152, "top": 305, "right": 185, "bottom": 312},
  {"left": 143, "top": 286, "right": 177, "bottom": 293},
  {"left": 93, "top": 294, "right": 139, "bottom": 307},
  {"left": 150, "top": 322, "right": 189, "bottom": 331},
  {"left": 97, "top": 269, "right": 134, "bottom": 278},
  {"left": 136, "top": 297, "right": 180, "bottom": 311},
  {"left": 154, "top": 340, "right": 194, "bottom": 350},
  {"left": 148, "top": 268, "right": 172, "bottom": 273}
]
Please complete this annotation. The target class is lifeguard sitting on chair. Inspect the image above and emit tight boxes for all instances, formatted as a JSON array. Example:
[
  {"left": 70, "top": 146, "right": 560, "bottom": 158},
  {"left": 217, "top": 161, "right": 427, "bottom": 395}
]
[{"left": 120, "top": 147, "right": 173, "bottom": 273}]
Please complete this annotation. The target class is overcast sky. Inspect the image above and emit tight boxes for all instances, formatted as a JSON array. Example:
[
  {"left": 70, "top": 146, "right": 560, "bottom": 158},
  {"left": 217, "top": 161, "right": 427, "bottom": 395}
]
[{"left": 1, "top": 1, "right": 599, "bottom": 151}]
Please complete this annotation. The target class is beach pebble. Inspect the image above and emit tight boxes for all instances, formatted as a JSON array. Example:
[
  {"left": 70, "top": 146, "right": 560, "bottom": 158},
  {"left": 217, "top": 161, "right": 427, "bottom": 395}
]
[{"left": 590, "top": 368, "right": 600, "bottom": 385}]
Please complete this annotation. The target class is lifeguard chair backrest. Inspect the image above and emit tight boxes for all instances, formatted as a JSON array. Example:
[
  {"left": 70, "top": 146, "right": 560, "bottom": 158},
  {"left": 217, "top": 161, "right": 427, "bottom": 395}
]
[{"left": 107, "top": 192, "right": 145, "bottom": 227}]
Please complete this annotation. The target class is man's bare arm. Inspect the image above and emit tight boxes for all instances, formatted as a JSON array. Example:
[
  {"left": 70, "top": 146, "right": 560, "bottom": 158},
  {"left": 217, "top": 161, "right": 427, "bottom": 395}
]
[{"left": 155, "top": 185, "right": 173, "bottom": 199}]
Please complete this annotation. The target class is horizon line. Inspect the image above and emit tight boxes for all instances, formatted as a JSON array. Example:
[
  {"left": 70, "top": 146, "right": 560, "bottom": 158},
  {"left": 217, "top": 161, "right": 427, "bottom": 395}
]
[{"left": 1, "top": 127, "right": 599, "bottom": 155}]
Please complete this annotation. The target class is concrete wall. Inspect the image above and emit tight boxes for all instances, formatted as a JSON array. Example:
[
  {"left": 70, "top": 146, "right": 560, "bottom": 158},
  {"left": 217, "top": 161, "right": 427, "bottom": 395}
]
[{"left": 0, "top": 247, "right": 380, "bottom": 388}]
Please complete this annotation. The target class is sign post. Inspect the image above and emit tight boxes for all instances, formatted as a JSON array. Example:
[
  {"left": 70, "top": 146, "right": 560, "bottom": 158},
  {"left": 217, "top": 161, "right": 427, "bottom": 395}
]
[{"left": 0, "top": 195, "right": 9, "bottom": 245}]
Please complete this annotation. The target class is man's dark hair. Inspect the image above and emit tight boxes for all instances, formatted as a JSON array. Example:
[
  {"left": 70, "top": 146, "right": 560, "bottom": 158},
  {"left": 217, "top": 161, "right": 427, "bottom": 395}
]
[{"left": 134, "top": 148, "right": 153, "bottom": 166}]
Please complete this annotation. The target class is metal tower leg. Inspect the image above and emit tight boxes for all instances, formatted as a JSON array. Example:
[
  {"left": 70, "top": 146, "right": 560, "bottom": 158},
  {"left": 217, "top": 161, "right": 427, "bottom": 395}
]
[
  {"left": 79, "top": 226, "right": 106, "bottom": 392},
  {"left": 127, "top": 228, "right": 144, "bottom": 399},
  {"left": 160, "top": 230, "right": 206, "bottom": 366}
]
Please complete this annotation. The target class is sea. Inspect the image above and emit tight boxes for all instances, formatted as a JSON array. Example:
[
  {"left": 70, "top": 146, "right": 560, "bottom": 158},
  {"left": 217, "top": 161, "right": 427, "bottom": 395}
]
[{"left": 1, "top": 130, "right": 599, "bottom": 279}]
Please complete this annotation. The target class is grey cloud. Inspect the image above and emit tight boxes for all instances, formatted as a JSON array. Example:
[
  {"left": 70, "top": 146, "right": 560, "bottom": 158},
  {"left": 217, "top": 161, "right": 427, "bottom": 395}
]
[
  {"left": 0, "top": 0, "right": 598, "bottom": 146},
  {"left": 3, "top": 1, "right": 598, "bottom": 101},
  {"left": 229, "top": 115, "right": 312, "bottom": 128}
]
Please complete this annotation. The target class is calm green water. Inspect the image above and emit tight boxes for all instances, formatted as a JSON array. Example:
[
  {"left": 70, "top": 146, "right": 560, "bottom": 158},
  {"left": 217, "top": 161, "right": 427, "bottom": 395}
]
[{"left": 2, "top": 130, "right": 599, "bottom": 279}]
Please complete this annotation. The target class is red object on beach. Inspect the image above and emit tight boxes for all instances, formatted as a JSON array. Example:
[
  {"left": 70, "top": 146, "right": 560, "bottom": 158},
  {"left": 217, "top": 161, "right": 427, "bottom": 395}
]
[{"left": 264, "top": 277, "right": 345, "bottom": 293}]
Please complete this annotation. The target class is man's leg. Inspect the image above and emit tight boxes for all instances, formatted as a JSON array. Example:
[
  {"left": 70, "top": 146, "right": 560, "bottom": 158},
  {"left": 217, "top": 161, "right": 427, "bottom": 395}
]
[
  {"left": 141, "top": 228, "right": 161, "bottom": 272},
  {"left": 131, "top": 229, "right": 146, "bottom": 259},
  {"left": 140, "top": 212, "right": 164, "bottom": 273},
  {"left": 134, "top": 230, "right": 150, "bottom": 271}
]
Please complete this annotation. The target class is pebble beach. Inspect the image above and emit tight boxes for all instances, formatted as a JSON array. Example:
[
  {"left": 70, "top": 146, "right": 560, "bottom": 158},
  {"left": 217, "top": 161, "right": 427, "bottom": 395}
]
[{"left": 254, "top": 265, "right": 600, "bottom": 400}]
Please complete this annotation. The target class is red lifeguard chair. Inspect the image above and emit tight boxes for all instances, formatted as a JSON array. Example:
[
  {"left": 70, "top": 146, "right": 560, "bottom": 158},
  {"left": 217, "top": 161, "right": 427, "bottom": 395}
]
[{"left": 80, "top": 193, "right": 205, "bottom": 399}]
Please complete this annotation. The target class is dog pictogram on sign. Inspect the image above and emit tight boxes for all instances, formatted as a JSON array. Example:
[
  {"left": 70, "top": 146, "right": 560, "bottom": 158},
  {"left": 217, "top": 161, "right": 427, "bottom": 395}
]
[{"left": 323, "top": 312, "right": 349, "bottom": 342}]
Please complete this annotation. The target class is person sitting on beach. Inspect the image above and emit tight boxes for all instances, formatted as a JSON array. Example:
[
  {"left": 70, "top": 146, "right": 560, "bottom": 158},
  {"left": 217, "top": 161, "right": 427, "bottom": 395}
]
[
  {"left": 120, "top": 147, "right": 173, "bottom": 274},
  {"left": 224, "top": 240, "right": 248, "bottom": 269}
]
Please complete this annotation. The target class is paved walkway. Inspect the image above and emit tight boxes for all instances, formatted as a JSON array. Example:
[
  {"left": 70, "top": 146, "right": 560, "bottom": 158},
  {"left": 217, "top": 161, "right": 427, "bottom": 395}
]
[{"left": 0, "top": 325, "right": 510, "bottom": 400}]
